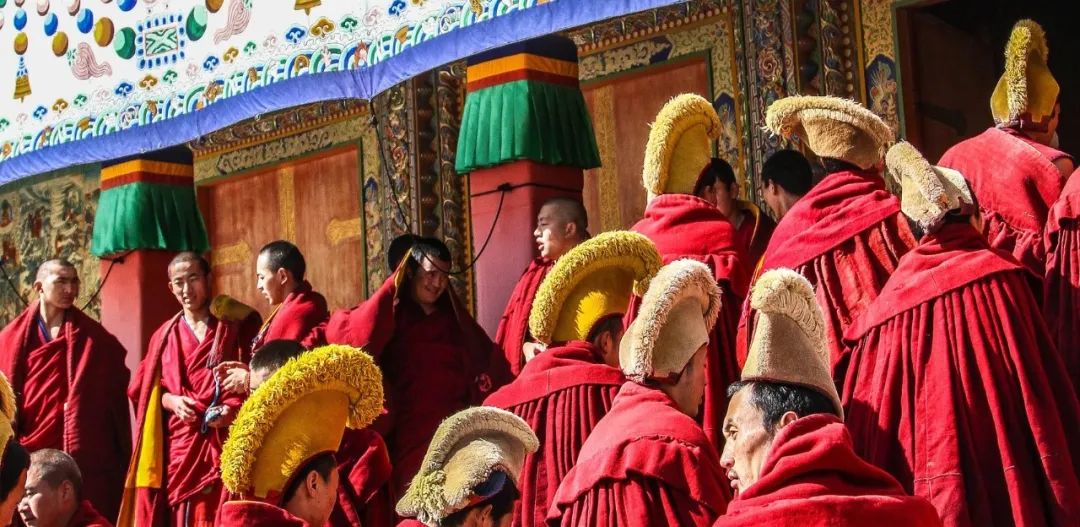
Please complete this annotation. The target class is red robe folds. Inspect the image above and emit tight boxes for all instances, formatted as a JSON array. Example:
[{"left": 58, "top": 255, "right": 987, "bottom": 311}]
[
  {"left": 744, "top": 168, "right": 914, "bottom": 376},
  {"left": 68, "top": 500, "right": 114, "bottom": 527},
  {"left": 939, "top": 127, "right": 1073, "bottom": 278},
  {"left": 252, "top": 281, "right": 328, "bottom": 350},
  {"left": 484, "top": 341, "right": 625, "bottom": 527},
  {"left": 495, "top": 258, "right": 553, "bottom": 377},
  {"left": 324, "top": 275, "right": 509, "bottom": 496},
  {"left": 546, "top": 381, "right": 728, "bottom": 527},
  {"left": 124, "top": 311, "right": 260, "bottom": 526},
  {"left": 732, "top": 200, "right": 776, "bottom": 271},
  {"left": 842, "top": 222, "right": 1080, "bottom": 527},
  {"left": 631, "top": 193, "right": 748, "bottom": 448},
  {"left": 1044, "top": 169, "right": 1080, "bottom": 388},
  {"left": 330, "top": 428, "right": 394, "bottom": 527},
  {"left": 0, "top": 303, "right": 131, "bottom": 521},
  {"left": 715, "top": 414, "right": 941, "bottom": 527},
  {"left": 218, "top": 501, "right": 308, "bottom": 526}
]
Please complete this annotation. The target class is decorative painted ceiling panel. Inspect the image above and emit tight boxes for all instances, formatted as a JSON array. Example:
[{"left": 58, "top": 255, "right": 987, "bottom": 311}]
[{"left": 0, "top": 0, "right": 683, "bottom": 183}]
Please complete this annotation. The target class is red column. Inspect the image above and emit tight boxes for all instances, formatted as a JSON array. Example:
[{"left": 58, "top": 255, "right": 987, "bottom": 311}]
[
  {"left": 98, "top": 250, "right": 178, "bottom": 374},
  {"left": 470, "top": 161, "right": 583, "bottom": 334}
]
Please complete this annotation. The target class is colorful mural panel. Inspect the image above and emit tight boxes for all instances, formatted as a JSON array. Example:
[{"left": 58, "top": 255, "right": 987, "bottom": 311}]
[{"left": 0, "top": 167, "right": 100, "bottom": 324}]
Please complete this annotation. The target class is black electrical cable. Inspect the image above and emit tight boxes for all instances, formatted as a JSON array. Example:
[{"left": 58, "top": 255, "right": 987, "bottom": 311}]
[
  {"left": 81, "top": 250, "right": 131, "bottom": 310},
  {"left": 367, "top": 100, "right": 414, "bottom": 235},
  {"left": 0, "top": 258, "right": 28, "bottom": 308}
]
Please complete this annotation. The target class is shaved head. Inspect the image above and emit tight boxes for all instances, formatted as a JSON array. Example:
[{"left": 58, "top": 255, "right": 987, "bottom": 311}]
[
  {"left": 542, "top": 198, "right": 589, "bottom": 236},
  {"left": 36, "top": 260, "right": 75, "bottom": 283},
  {"left": 28, "top": 449, "right": 82, "bottom": 499},
  {"left": 168, "top": 252, "right": 210, "bottom": 276}
]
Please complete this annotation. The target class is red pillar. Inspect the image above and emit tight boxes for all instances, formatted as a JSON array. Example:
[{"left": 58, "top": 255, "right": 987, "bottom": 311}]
[
  {"left": 98, "top": 250, "right": 178, "bottom": 374},
  {"left": 470, "top": 161, "right": 583, "bottom": 334}
]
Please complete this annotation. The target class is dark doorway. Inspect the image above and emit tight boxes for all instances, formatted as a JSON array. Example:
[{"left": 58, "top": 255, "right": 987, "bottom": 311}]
[{"left": 896, "top": 0, "right": 1079, "bottom": 162}]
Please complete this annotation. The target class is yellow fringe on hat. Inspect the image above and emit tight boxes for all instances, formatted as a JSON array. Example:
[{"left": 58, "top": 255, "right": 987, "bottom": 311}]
[
  {"left": 528, "top": 231, "right": 661, "bottom": 344},
  {"left": 642, "top": 94, "right": 721, "bottom": 200},
  {"left": 210, "top": 294, "right": 257, "bottom": 322},
  {"left": 0, "top": 372, "right": 15, "bottom": 461},
  {"left": 749, "top": 268, "right": 825, "bottom": 361},
  {"left": 887, "top": 141, "right": 948, "bottom": 222},
  {"left": 220, "top": 345, "right": 384, "bottom": 495}
]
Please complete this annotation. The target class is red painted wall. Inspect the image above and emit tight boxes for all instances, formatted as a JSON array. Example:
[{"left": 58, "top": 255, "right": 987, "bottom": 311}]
[{"left": 470, "top": 160, "right": 583, "bottom": 335}]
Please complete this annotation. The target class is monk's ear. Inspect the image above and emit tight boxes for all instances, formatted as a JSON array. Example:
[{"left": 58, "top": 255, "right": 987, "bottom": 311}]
[
  {"left": 305, "top": 470, "right": 321, "bottom": 498},
  {"left": 776, "top": 411, "right": 800, "bottom": 431},
  {"left": 476, "top": 503, "right": 495, "bottom": 526}
]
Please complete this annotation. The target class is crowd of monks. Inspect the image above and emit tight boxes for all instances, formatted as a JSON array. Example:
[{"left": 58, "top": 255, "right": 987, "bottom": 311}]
[{"left": 1, "top": 17, "right": 1080, "bottom": 527}]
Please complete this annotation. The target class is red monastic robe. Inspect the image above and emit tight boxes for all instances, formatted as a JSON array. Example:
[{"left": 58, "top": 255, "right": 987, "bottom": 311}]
[
  {"left": 842, "top": 222, "right": 1080, "bottom": 527},
  {"left": 68, "top": 500, "right": 114, "bottom": 527},
  {"left": 330, "top": 428, "right": 394, "bottom": 527},
  {"left": 252, "top": 281, "right": 329, "bottom": 351},
  {"left": 494, "top": 258, "right": 553, "bottom": 377},
  {"left": 1044, "top": 168, "right": 1080, "bottom": 388},
  {"left": 631, "top": 193, "right": 748, "bottom": 449},
  {"left": 743, "top": 168, "right": 915, "bottom": 376},
  {"left": 324, "top": 275, "right": 509, "bottom": 496},
  {"left": 125, "top": 311, "right": 260, "bottom": 526},
  {"left": 546, "top": 381, "right": 728, "bottom": 527},
  {"left": 218, "top": 501, "right": 308, "bottom": 526},
  {"left": 732, "top": 200, "right": 776, "bottom": 271},
  {"left": 939, "top": 127, "right": 1073, "bottom": 278},
  {"left": 0, "top": 303, "right": 131, "bottom": 521},
  {"left": 715, "top": 414, "right": 942, "bottom": 527},
  {"left": 484, "top": 341, "right": 625, "bottom": 527}
]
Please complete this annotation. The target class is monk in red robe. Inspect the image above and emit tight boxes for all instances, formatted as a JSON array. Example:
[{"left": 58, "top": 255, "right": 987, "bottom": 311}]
[
  {"left": 1044, "top": 168, "right": 1080, "bottom": 388},
  {"left": 695, "top": 158, "right": 775, "bottom": 269},
  {"left": 548, "top": 260, "right": 728, "bottom": 526},
  {"left": 742, "top": 96, "right": 913, "bottom": 377},
  {"left": 248, "top": 340, "right": 394, "bottom": 527},
  {"left": 0, "top": 260, "right": 131, "bottom": 521},
  {"left": 843, "top": 142, "right": 1080, "bottom": 526},
  {"left": 938, "top": 20, "right": 1073, "bottom": 279},
  {"left": 324, "top": 237, "right": 509, "bottom": 497},
  {"left": 720, "top": 268, "right": 941, "bottom": 526},
  {"left": 629, "top": 94, "right": 749, "bottom": 452},
  {"left": 216, "top": 240, "right": 329, "bottom": 397},
  {"left": 759, "top": 149, "right": 814, "bottom": 221},
  {"left": 120, "top": 253, "right": 260, "bottom": 527},
  {"left": 218, "top": 345, "right": 383, "bottom": 527},
  {"left": 495, "top": 198, "right": 589, "bottom": 376},
  {"left": 485, "top": 231, "right": 660, "bottom": 527},
  {"left": 19, "top": 449, "right": 114, "bottom": 527}
]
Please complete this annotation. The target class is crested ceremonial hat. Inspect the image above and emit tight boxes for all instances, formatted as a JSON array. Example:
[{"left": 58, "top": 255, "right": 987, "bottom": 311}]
[
  {"left": 396, "top": 407, "right": 538, "bottom": 526},
  {"left": 991, "top": 19, "right": 1058, "bottom": 132},
  {"left": 742, "top": 268, "right": 843, "bottom": 418},
  {"left": 619, "top": 259, "right": 721, "bottom": 383},
  {"left": 529, "top": 231, "right": 661, "bottom": 344},
  {"left": 643, "top": 94, "right": 722, "bottom": 200},
  {"left": 220, "top": 344, "right": 384, "bottom": 501},
  {"left": 765, "top": 95, "right": 893, "bottom": 170},
  {"left": 888, "top": 141, "right": 974, "bottom": 233}
]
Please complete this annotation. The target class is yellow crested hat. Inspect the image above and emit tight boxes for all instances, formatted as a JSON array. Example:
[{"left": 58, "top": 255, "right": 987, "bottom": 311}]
[
  {"left": 396, "top": 407, "right": 539, "bottom": 526},
  {"left": 643, "top": 94, "right": 721, "bottom": 200},
  {"left": 991, "top": 20, "right": 1058, "bottom": 131},
  {"left": 528, "top": 231, "right": 662, "bottom": 345},
  {"left": 742, "top": 269, "right": 842, "bottom": 419},
  {"left": 220, "top": 345, "right": 384, "bottom": 501},
  {"left": 210, "top": 294, "right": 258, "bottom": 322},
  {"left": 766, "top": 95, "right": 893, "bottom": 170},
  {"left": 0, "top": 372, "right": 15, "bottom": 461},
  {"left": 887, "top": 141, "right": 974, "bottom": 233},
  {"left": 620, "top": 259, "right": 721, "bottom": 383}
]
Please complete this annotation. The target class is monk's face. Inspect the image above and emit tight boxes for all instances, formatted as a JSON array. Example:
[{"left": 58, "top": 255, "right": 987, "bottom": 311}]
[
  {"left": 720, "top": 386, "right": 774, "bottom": 497},
  {"left": 34, "top": 266, "right": 79, "bottom": 311},
  {"left": 0, "top": 469, "right": 26, "bottom": 527},
  {"left": 667, "top": 345, "right": 707, "bottom": 418},
  {"left": 18, "top": 468, "right": 73, "bottom": 527},
  {"left": 409, "top": 256, "right": 450, "bottom": 309},
  {"left": 168, "top": 261, "right": 211, "bottom": 313},
  {"left": 256, "top": 253, "right": 287, "bottom": 305},
  {"left": 533, "top": 204, "right": 576, "bottom": 260}
]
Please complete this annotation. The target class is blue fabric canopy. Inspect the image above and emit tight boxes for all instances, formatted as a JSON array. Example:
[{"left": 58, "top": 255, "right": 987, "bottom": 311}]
[{"left": 0, "top": 0, "right": 683, "bottom": 184}]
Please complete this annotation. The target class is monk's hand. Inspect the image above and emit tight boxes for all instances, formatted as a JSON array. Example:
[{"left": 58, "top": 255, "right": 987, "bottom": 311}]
[
  {"left": 523, "top": 341, "right": 546, "bottom": 362},
  {"left": 162, "top": 393, "right": 199, "bottom": 423},
  {"left": 206, "top": 405, "right": 234, "bottom": 429},
  {"left": 216, "top": 361, "right": 250, "bottom": 394}
]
